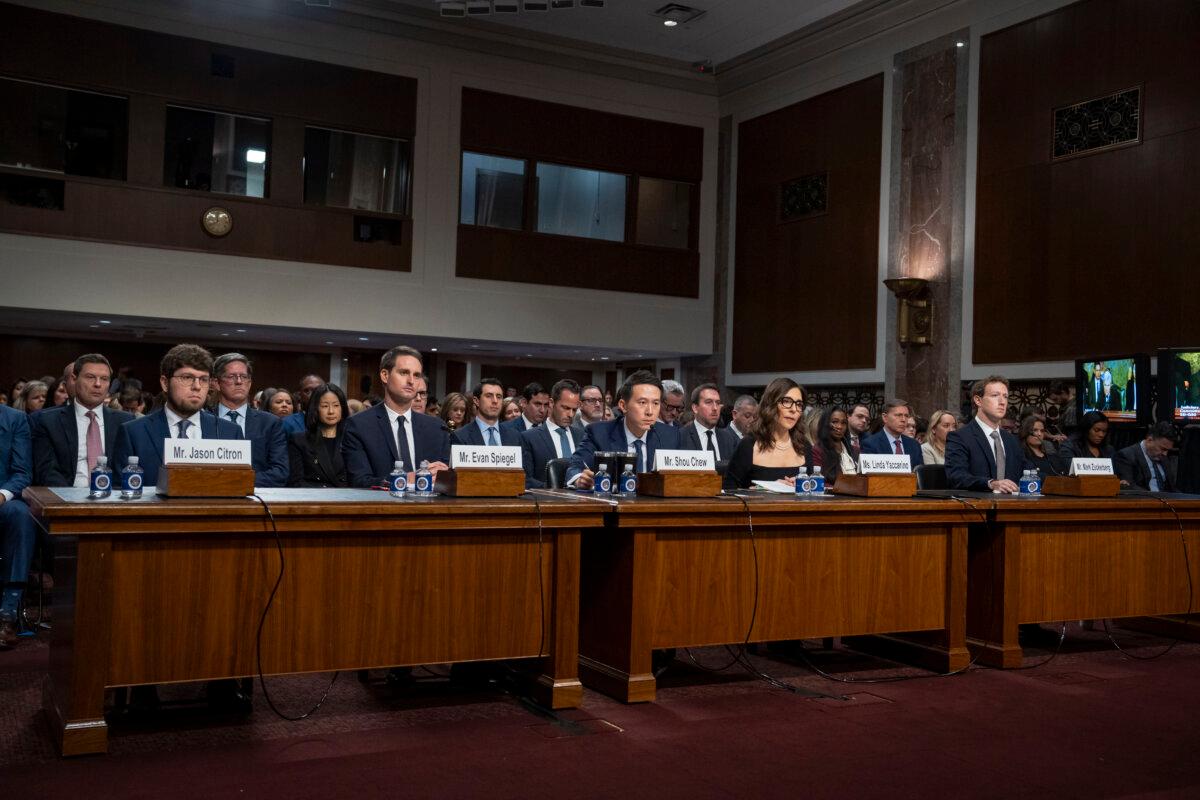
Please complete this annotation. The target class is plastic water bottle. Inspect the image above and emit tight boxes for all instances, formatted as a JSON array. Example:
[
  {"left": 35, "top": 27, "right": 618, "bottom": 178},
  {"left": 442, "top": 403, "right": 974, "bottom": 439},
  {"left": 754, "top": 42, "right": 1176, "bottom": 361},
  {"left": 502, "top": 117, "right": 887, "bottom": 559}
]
[
  {"left": 618, "top": 464, "right": 637, "bottom": 497},
  {"left": 120, "top": 456, "right": 144, "bottom": 499},
  {"left": 389, "top": 460, "right": 408, "bottom": 498},
  {"left": 1019, "top": 469, "right": 1041, "bottom": 495},
  {"left": 89, "top": 456, "right": 112, "bottom": 499},
  {"left": 594, "top": 462, "right": 612, "bottom": 497},
  {"left": 796, "top": 466, "right": 817, "bottom": 496},
  {"left": 415, "top": 460, "right": 434, "bottom": 497},
  {"left": 810, "top": 465, "right": 826, "bottom": 494}
]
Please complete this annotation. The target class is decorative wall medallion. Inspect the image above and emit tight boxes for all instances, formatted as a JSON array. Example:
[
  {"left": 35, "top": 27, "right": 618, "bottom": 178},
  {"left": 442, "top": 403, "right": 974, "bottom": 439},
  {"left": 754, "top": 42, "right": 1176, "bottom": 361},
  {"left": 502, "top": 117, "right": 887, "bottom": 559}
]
[
  {"left": 779, "top": 172, "right": 828, "bottom": 221},
  {"left": 201, "top": 206, "right": 233, "bottom": 237},
  {"left": 1052, "top": 87, "right": 1141, "bottom": 160}
]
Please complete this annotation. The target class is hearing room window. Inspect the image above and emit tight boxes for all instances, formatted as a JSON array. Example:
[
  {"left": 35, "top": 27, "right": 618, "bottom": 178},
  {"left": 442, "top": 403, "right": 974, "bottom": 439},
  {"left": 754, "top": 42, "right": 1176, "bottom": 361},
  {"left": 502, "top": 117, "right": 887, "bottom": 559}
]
[
  {"left": 304, "top": 127, "right": 412, "bottom": 215},
  {"left": 0, "top": 77, "right": 128, "bottom": 180},
  {"left": 460, "top": 151, "right": 526, "bottom": 230},
  {"left": 163, "top": 105, "right": 271, "bottom": 198}
]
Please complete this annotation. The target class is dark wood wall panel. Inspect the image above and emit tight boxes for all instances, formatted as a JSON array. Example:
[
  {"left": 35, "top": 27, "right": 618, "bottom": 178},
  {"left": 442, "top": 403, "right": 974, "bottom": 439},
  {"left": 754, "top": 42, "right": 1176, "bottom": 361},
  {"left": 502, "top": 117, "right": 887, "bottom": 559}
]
[
  {"left": 731, "top": 75, "right": 883, "bottom": 374},
  {"left": 974, "top": 0, "right": 1200, "bottom": 363}
]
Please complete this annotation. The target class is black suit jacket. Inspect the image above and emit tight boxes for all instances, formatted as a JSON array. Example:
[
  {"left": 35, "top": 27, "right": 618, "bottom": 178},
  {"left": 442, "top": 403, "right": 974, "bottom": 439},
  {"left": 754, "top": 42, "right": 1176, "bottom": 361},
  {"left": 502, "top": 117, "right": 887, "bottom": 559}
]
[
  {"left": 32, "top": 404, "right": 134, "bottom": 486},
  {"left": 679, "top": 422, "right": 739, "bottom": 463},
  {"left": 451, "top": 420, "right": 525, "bottom": 448},
  {"left": 235, "top": 407, "right": 289, "bottom": 488},
  {"left": 566, "top": 419, "right": 682, "bottom": 483},
  {"left": 521, "top": 422, "right": 586, "bottom": 488},
  {"left": 287, "top": 430, "right": 347, "bottom": 488},
  {"left": 111, "top": 409, "right": 243, "bottom": 487},
  {"left": 341, "top": 404, "right": 451, "bottom": 488},
  {"left": 945, "top": 421, "right": 1029, "bottom": 492},
  {"left": 1114, "top": 442, "right": 1177, "bottom": 492},
  {"left": 500, "top": 416, "right": 537, "bottom": 436}
]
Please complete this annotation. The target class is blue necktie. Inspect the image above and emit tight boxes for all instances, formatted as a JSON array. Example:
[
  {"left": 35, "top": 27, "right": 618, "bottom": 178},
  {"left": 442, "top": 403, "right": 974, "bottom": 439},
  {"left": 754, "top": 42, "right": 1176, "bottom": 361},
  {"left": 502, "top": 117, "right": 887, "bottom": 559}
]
[
  {"left": 176, "top": 419, "right": 191, "bottom": 439},
  {"left": 487, "top": 426, "right": 498, "bottom": 447},
  {"left": 557, "top": 427, "right": 572, "bottom": 459},
  {"left": 396, "top": 415, "right": 414, "bottom": 469},
  {"left": 226, "top": 409, "right": 240, "bottom": 432},
  {"left": 633, "top": 439, "right": 645, "bottom": 473}
]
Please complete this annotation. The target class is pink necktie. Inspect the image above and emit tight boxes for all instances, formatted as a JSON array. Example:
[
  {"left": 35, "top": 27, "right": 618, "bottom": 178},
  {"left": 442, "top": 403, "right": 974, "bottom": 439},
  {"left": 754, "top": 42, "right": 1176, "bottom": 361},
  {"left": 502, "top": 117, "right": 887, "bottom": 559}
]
[
  {"left": 893, "top": 437, "right": 903, "bottom": 455},
  {"left": 86, "top": 410, "right": 102, "bottom": 473}
]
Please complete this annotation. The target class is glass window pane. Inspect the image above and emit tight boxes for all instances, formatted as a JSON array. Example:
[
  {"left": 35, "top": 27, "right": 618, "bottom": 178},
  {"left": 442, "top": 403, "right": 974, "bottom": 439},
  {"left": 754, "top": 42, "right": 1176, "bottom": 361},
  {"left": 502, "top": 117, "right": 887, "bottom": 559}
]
[
  {"left": 304, "top": 127, "right": 411, "bottom": 215},
  {"left": 0, "top": 77, "right": 128, "bottom": 180},
  {"left": 636, "top": 177, "right": 691, "bottom": 249},
  {"left": 460, "top": 152, "right": 525, "bottom": 229},
  {"left": 164, "top": 106, "right": 270, "bottom": 198},
  {"left": 535, "top": 163, "right": 626, "bottom": 242}
]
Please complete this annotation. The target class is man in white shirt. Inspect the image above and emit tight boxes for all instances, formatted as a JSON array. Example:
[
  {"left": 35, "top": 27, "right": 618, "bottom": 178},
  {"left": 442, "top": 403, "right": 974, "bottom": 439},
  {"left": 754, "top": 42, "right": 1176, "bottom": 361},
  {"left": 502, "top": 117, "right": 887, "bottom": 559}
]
[
  {"left": 451, "top": 378, "right": 523, "bottom": 448},
  {"left": 577, "top": 384, "right": 605, "bottom": 426},
  {"left": 411, "top": 377, "right": 429, "bottom": 415},
  {"left": 213, "top": 353, "right": 289, "bottom": 487},
  {"left": 945, "top": 376, "right": 1028, "bottom": 493},
  {"left": 681, "top": 383, "right": 738, "bottom": 462},
  {"left": 503, "top": 382, "right": 550, "bottom": 435},
  {"left": 659, "top": 380, "right": 686, "bottom": 427},
  {"left": 728, "top": 395, "right": 758, "bottom": 440},
  {"left": 522, "top": 380, "right": 584, "bottom": 487}
]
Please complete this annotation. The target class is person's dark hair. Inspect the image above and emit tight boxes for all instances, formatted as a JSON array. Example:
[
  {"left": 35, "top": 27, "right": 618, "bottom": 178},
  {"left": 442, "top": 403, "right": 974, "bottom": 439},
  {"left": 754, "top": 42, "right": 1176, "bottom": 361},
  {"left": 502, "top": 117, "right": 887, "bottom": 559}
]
[
  {"left": 616, "top": 370, "right": 664, "bottom": 405},
  {"left": 1072, "top": 410, "right": 1109, "bottom": 447},
  {"left": 581, "top": 384, "right": 602, "bottom": 397},
  {"left": 160, "top": 344, "right": 213, "bottom": 379},
  {"left": 1018, "top": 413, "right": 1046, "bottom": 456},
  {"left": 379, "top": 345, "right": 423, "bottom": 373},
  {"left": 882, "top": 398, "right": 911, "bottom": 416},
  {"left": 751, "top": 377, "right": 809, "bottom": 458},
  {"left": 260, "top": 387, "right": 290, "bottom": 414},
  {"left": 689, "top": 382, "right": 720, "bottom": 406},
  {"left": 118, "top": 386, "right": 142, "bottom": 408},
  {"left": 48, "top": 377, "right": 69, "bottom": 405},
  {"left": 472, "top": 378, "right": 504, "bottom": 398},
  {"left": 213, "top": 352, "right": 253, "bottom": 379},
  {"left": 815, "top": 406, "right": 849, "bottom": 483},
  {"left": 1049, "top": 380, "right": 1071, "bottom": 396},
  {"left": 305, "top": 383, "right": 349, "bottom": 445},
  {"left": 971, "top": 375, "right": 1009, "bottom": 398},
  {"left": 73, "top": 353, "right": 113, "bottom": 380},
  {"left": 848, "top": 402, "right": 870, "bottom": 418},
  {"left": 521, "top": 382, "right": 547, "bottom": 402},
  {"left": 1147, "top": 421, "right": 1181, "bottom": 444},
  {"left": 551, "top": 379, "right": 581, "bottom": 401}
]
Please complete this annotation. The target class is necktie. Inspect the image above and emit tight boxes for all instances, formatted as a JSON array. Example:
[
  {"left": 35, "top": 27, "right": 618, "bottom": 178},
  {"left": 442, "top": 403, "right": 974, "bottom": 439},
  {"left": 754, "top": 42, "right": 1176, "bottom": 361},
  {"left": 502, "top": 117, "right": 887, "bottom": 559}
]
[
  {"left": 226, "top": 409, "right": 240, "bottom": 426},
  {"left": 705, "top": 429, "right": 715, "bottom": 455},
  {"left": 633, "top": 439, "right": 645, "bottom": 474},
  {"left": 487, "top": 426, "right": 498, "bottom": 447},
  {"left": 1153, "top": 460, "right": 1167, "bottom": 491},
  {"left": 991, "top": 430, "right": 1005, "bottom": 481},
  {"left": 557, "top": 427, "right": 572, "bottom": 459},
  {"left": 396, "top": 415, "right": 414, "bottom": 469},
  {"left": 85, "top": 410, "right": 102, "bottom": 473},
  {"left": 176, "top": 419, "right": 191, "bottom": 439},
  {"left": 893, "top": 436, "right": 903, "bottom": 455}
]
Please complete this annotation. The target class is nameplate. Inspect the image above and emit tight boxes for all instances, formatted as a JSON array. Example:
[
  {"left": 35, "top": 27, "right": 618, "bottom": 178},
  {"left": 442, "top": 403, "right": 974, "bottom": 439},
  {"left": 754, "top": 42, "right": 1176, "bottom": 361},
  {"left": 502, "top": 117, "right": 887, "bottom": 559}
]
[
  {"left": 163, "top": 440, "right": 251, "bottom": 466},
  {"left": 860, "top": 454, "right": 912, "bottom": 474},
  {"left": 1069, "top": 457, "right": 1113, "bottom": 476},
  {"left": 653, "top": 449, "right": 716, "bottom": 472},
  {"left": 451, "top": 444, "right": 522, "bottom": 469}
]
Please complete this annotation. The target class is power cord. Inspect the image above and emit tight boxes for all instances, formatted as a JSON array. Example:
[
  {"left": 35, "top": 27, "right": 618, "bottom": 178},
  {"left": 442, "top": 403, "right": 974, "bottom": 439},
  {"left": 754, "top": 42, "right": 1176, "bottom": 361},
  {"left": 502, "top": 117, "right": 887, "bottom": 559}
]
[{"left": 526, "top": 493, "right": 548, "bottom": 659}]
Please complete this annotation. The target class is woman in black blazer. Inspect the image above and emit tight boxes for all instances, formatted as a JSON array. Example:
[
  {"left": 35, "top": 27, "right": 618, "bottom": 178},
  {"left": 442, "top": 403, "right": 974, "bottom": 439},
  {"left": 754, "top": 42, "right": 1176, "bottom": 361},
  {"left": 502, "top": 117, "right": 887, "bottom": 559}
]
[{"left": 288, "top": 383, "right": 349, "bottom": 488}]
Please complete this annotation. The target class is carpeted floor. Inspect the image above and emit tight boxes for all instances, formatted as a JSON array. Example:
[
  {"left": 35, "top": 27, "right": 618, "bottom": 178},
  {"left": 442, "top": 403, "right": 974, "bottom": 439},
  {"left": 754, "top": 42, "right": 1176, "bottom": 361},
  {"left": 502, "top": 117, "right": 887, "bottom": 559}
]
[{"left": 3, "top": 625, "right": 1199, "bottom": 799}]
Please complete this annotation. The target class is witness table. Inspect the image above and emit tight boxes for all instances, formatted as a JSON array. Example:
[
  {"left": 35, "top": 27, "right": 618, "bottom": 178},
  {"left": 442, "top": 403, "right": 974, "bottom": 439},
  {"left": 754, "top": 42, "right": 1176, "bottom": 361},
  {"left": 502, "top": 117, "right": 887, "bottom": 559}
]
[
  {"left": 574, "top": 493, "right": 980, "bottom": 703},
  {"left": 966, "top": 493, "right": 1200, "bottom": 666},
  {"left": 23, "top": 487, "right": 601, "bottom": 756}
]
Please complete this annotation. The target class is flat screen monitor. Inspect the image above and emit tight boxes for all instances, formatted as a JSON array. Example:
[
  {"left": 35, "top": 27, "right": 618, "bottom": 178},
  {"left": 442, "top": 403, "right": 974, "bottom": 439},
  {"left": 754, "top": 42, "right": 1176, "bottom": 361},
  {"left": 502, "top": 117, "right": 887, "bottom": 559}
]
[
  {"left": 1157, "top": 348, "right": 1200, "bottom": 422},
  {"left": 1075, "top": 355, "right": 1148, "bottom": 423}
]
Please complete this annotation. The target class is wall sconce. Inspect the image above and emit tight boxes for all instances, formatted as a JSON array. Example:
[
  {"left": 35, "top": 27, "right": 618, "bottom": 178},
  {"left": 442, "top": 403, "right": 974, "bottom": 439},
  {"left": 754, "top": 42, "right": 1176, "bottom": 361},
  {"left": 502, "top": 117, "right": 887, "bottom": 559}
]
[{"left": 883, "top": 277, "right": 932, "bottom": 346}]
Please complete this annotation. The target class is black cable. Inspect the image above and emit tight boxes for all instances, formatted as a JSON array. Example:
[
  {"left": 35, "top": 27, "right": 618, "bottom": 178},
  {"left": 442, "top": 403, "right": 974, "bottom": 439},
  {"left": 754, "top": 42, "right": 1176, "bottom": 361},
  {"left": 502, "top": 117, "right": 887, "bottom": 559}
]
[
  {"left": 247, "top": 493, "right": 339, "bottom": 721},
  {"left": 526, "top": 493, "right": 548, "bottom": 660}
]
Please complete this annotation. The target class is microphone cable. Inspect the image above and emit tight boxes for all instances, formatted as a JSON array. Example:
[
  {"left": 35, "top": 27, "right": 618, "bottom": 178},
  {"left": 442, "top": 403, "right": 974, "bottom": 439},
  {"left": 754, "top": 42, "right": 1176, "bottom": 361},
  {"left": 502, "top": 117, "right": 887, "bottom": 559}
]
[{"left": 526, "top": 492, "right": 548, "bottom": 660}]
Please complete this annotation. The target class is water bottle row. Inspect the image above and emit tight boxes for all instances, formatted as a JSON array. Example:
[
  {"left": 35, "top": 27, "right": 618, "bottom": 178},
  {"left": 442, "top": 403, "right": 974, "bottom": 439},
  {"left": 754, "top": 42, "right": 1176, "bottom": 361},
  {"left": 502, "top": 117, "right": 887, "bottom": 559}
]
[
  {"left": 592, "top": 462, "right": 638, "bottom": 498},
  {"left": 88, "top": 456, "right": 144, "bottom": 500},
  {"left": 389, "top": 460, "right": 436, "bottom": 498}
]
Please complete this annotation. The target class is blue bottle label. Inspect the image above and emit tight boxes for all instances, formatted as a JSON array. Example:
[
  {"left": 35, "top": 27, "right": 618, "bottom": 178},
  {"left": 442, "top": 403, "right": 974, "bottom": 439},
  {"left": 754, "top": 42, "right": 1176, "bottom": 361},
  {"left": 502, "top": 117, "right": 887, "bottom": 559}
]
[
  {"left": 91, "top": 472, "right": 111, "bottom": 492},
  {"left": 391, "top": 475, "right": 407, "bottom": 492},
  {"left": 797, "top": 477, "right": 817, "bottom": 494},
  {"left": 597, "top": 476, "right": 612, "bottom": 494},
  {"left": 416, "top": 475, "right": 431, "bottom": 492},
  {"left": 622, "top": 476, "right": 637, "bottom": 493},
  {"left": 124, "top": 473, "right": 143, "bottom": 491}
]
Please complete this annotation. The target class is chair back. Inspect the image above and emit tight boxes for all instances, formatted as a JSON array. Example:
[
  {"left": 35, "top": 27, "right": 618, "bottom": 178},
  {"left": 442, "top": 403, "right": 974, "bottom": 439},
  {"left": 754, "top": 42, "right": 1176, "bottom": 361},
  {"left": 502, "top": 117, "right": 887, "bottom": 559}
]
[
  {"left": 546, "top": 458, "right": 571, "bottom": 489},
  {"left": 915, "top": 463, "right": 947, "bottom": 490}
]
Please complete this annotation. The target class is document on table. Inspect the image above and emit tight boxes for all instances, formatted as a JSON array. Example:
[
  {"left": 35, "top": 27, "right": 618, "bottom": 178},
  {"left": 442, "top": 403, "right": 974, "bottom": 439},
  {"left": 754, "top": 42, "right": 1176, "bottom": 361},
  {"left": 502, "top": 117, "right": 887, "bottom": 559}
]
[{"left": 751, "top": 480, "right": 794, "bottom": 494}]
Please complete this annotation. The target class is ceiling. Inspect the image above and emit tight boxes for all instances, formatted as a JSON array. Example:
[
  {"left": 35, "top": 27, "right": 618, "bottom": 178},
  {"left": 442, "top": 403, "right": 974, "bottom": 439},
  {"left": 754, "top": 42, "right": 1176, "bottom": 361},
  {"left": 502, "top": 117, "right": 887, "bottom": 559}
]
[{"left": 379, "top": 0, "right": 865, "bottom": 67}]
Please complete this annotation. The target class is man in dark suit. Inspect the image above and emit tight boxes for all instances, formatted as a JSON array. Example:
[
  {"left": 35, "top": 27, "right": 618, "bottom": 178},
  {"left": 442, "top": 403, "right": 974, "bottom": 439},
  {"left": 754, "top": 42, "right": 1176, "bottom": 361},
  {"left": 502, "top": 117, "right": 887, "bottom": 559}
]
[
  {"left": 452, "top": 378, "right": 523, "bottom": 448},
  {"left": 342, "top": 345, "right": 450, "bottom": 488},
  {"left": 680, "top": 383, "right": 738, "bottom": 462},
  {"left": 860, "top": 399, "right": 924, "bottom": 467},
  {"left": 727, "top": 395, "right": 758, "bottom": 440},
  {"left": 659, "top": 380, "right": 686, "bottom": 427},
  {"left": 522, "top": 379, "right": 584, "bottom": 488},
  {"left": 281, "top": 373, "right": 325, "bottom": 435},
  {"left": 112, "top": 344, "right": 243, "bottom": 487},
  {"left": 501, "top": 382, "right": 550, "bottom": 435},
  {"left": 32, "top": 353, "right": 133, "bottom": 487},
  {"left": 946, "top": 376, "right": 1029, "bottom": 493},
  {"left": 212, "top": 353, "right": 289, "bottom": 487},
  {"left": 0, "top": 404, "right": 35, "bottom": 647},
  {"left": 1114, "top": 421, "right": 1180, "bottom": 492},
  {"left": 566, "top": 371, "right": 681, "bottom": 489}
]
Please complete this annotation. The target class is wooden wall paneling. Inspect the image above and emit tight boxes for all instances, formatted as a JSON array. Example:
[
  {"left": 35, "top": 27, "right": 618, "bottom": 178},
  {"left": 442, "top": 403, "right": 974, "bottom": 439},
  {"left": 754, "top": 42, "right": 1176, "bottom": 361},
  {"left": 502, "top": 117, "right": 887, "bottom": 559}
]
[{"left": 444, "top": 359, "right": 467, "bottom": 396}]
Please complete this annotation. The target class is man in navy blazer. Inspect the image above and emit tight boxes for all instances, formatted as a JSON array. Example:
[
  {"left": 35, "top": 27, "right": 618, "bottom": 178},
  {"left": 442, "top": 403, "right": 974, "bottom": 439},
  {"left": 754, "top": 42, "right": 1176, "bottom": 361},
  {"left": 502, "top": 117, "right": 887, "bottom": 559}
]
[
  {"left": 522, "top": 379, "right": 585, "bottom": 488},
  {"left": 32, "top": 353, "right": 133, "bottom": 487},
  {"left": 946, "top": 376, "right": 1029, "bottom": 493},
  {"left": 211, "top": 353, "right": 289, "bottom": 487},
  {"left": 566, "top": 371, "right": 681, "bottom": 489},
  {"left": 452, "top": 378, "right": 524, "bottom": 448},
  {"left": 859, "top": 399, "right": 924, "bottom": 468},
  {"left": 112, "top": 345, "right": 243, "bottom": 487},
  {"left": 1, "top": 403, "right": 36, "bottom": 646},
  {"left": 679, "top": 383, "right": 739, "bottom": 463},
  {"left": 342, "top": 345, "right": 450, "bottom": 488},
  {"left": 500, "top": 382, "right": 550, "bottom": 436}
]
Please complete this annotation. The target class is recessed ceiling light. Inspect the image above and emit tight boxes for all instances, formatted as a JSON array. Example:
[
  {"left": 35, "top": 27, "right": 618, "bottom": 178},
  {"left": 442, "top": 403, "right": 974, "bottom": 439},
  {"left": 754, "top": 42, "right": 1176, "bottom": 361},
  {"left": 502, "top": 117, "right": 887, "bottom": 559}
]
[
  {"left": 431, "top": 347, "right": 438, "bottom": 352},
  {"left": 956, "top": 41, "right": 965, "bottom": 47},
  {"left": 663, "top": 19, "right": 677, "bottom": 26},
  {"left": 358, "top": 336, "right": 369, "bottom": 341},
  {"left": 235, "top": 328, "right": 246, "bottom": 333},
  {"left": 89, "top": 324, "right": 99, "bottom": 328},
  {"left": 221, "top": 332, "right": 230, "bottom": 336},
  {"left": 600, "top": 356, "right": 609, "bottom": 361},
  {"left": 324, "top": 340, "right": 333, "bottom": 345},
  {"left": 98, "top": 320, "right": 111, "bottom": 325}
]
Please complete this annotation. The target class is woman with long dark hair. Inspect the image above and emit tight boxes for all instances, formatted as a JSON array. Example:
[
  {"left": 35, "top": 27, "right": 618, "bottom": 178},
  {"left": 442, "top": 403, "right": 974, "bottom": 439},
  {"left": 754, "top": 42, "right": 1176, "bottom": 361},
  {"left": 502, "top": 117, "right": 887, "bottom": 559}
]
[
  {"left": 1020, "top": 413, "right": 1065, "bottom": 477},
  {"left": 811, "top": 406, "right": 857, "bottom": 486},
  {"left": 287, "top": 383, "right": 349, "bottom": 488},
  {"left": 724, "top": 378, "right": 812, "bottom": 490},
  {"left": 1057, "top": 410, "right": 1115, "bottom": 461}
]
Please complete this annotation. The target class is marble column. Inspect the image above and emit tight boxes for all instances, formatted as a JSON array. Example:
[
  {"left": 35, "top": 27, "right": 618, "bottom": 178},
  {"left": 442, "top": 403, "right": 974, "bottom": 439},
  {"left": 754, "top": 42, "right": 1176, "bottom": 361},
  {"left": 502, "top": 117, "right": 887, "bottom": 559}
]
[{"left": 883, "top": 33, "right": 970, "bottom": 421}]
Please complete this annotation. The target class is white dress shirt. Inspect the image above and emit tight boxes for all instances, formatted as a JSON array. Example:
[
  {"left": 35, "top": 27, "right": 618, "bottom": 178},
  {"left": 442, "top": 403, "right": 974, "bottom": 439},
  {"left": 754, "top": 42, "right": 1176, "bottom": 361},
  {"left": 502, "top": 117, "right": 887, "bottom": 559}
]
[
  {"left": 164, "top": 406, "right": 203, "bottom": 440},
  {"left": 693, "top": 420, "right": 723, "bottom": 460},
  {"left": 218, "top": 402, "right": 249, "bottom": 436},
  {"left": 546, "top": 420, "right": 577, "bottom": 459},
  {"left": 73, "top": 402, "right": 107, "bottom": 488},
  {"left": 384, "top": 404, "right": 418, "bottom": 469}
]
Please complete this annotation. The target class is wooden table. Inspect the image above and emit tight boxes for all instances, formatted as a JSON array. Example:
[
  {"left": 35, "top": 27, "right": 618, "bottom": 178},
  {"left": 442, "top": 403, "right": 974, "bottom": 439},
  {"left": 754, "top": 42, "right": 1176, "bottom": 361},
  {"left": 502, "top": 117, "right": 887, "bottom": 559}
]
[
  {"left": 24, "top": 487, "right": 601, "bottom": 756},
  {"left": 575, "top": 493, "right": 980, "bottom": 703},
  {"left": 966, "top": 494, "right": 1200, "bottom": 666}
]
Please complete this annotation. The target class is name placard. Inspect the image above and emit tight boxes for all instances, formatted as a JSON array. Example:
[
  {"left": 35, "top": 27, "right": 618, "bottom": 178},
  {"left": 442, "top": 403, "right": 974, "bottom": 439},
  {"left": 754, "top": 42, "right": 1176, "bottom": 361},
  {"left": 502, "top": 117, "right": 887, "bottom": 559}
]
[
  {"left": 860, "top": 454, "right": 912, "bottom": 474},
  {"left": 1069, "top": 457, "right": 1114, "bottom": 476},
  {"left": 163, "top": 440, "right": 251, "bottom": 466},
  {"left": 653, "top": 449, "right": 716, "bottom": 472},
  {"left": 451, "top": 445, "right": 522, "bottom": 469}
]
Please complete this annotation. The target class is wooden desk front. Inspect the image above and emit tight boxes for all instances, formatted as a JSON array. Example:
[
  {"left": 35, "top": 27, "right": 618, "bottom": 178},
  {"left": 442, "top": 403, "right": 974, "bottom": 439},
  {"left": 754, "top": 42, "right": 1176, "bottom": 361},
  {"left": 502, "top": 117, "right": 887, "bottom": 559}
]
[{"left": 24, "top": 487, "right": 600, "bottom": 756}]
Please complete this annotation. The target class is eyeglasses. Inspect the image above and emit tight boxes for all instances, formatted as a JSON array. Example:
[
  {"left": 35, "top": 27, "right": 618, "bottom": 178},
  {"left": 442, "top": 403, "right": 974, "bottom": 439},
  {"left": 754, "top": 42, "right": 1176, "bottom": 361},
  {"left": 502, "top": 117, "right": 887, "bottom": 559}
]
[
  {"left": 219, "top": 374, "right": 250, "bottom": 384},
  {"left": 664, "top": 403, "right": 684, "bottom": 412},
  {"left": 581, "top": 397, "right": 604, "bottom": 404},
  {"left": 171, "top": 373, "right": 210, "bottom": 386},
  {"left": 415, "top": 390, "right": 428, "bottom": 397},
  {"left": 776, "top": 397, "right": 804, "bottom": 410}
]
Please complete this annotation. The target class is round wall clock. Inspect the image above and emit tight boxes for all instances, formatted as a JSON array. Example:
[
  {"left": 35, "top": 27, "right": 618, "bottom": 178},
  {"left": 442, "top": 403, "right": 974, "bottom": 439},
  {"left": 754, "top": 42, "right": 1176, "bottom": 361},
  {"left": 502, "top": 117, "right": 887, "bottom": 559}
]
[{"left": 201, "top": 206, "right": 233, "bottom": 237}]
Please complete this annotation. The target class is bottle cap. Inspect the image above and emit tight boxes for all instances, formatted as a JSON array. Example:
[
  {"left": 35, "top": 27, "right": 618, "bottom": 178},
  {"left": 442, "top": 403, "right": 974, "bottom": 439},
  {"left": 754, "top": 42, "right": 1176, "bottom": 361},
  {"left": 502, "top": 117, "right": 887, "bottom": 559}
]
[
  {"left": 96, "top": 456, "right": 107, "bottom": 466},
  {"left": 420, "top": 460, "right": 429, "bottom": 468},
  {"left": 128, "top": 456, "right": 139, "bottom": 465},
  {"left": 599, "top": 463, "right": 608, "bottom": 471},
  {"left": 393, "top": 460, "right": 404, "bottom": 470}
]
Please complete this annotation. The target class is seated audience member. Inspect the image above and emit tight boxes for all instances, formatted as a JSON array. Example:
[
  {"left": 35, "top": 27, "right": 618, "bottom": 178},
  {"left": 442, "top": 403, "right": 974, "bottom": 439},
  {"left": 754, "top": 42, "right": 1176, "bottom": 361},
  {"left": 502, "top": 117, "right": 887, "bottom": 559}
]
[
  {"left": 251, "top": 390, "right": 263, "bottom": 410},
  {"left": 506, "top": 387, "right": 518, "bottom": 400},
  {"left": 602, "top": 404, "right": 615, "bottom": 422},
  {"left": 811, "top": 406, "right": 857, "bottom": 486},
  {"left": 566, "top": 371, "right": 680, "bottom": 489},
  {"left": 903, "top": 415, "right": 919, "bottom": 441},
  {"left": 15, "top": 381, "right": 47, "bottom": 414},
  {"left": 946, "top": 376, "right": 1030, "bottom": 493},
  {"left": 1114, "top": 421, "right": 1180, "bottom": 492},
  {"left": 48, "top": 377, "right": 71, "bottom": 408},
  {"left": 347, "top": 398, "right": 365, "bottom": 415},
  {"left": 260, "top": 387, "right": 294, "bottom": 419},
  {"left": 522, "top": 380, "right": 584, "bottom": 488},
  {"left": 31, "top": 354, "right": 133, "bottom": 487},
  {"left": 119, "top": 387, "right": 145, "bottom": 416},
  {"left": 680, "top": 383, "right": 738, "bottom": 462},
  {"left": 659, "top": 380, "right": 685, "bottom": 427},
  {"left": 1020, "top": 414, "right": 1066, "bottom": 478},
  {"left": 439, "top": 392, "right": 470, "bottom": 431},
  {"left": 58, "top": 362, "right": 77, "bottom": 402},
  {"left": 860, "top": 399, "right": 924, "bottom": 467},
  {"left": 803, "top": 406, "right": 820, "bottom": 446},
  {"left": 1044, "top": 380, "right": 1075, "bottom": 442},
  {"left": 501, "top": 397, "right": 522, "bottom": 422},
  {"left": 288, "top": 383, "right": 349, "bottom": 488},
  {"left": 0, "top": 393, "right": 7, "bottom": 406},
  {"left": 213, "top": 353, "right": 289, "bottom": 487},
  {"left": 921, "top": 409, "right": 957, "bottom": 466},
  {"left": 342, "top": 346, "right": 450, "bottom": 487},
  {"left": 724, "top": 378, "right": 811, "bottom": 490},
  {"left": 0, "top": 403, "right": 35, "bottom": 648},
  {"left": 282, "top": 374, "right": 325, "bottom": 435},
  {"left": 112, "top": 345, "right": 242, "bottom": 487},
  {"left": 999, "top": 413, "right": 1020, "bottom": 436},
  {"left": 845, "top": 403, "right": 871, "bottom": 452},
  {"left": 452, "top": 379, "right": 523, "bottom": 447},
  {"left": 9, "top": 381, "right": 27, "bottom": 403},
  {"left": 425, "top": 398, "right": 440, "bottom": 416},
  {"left": 1056, "top": 410, "right": 1116, "bottom": 463},
  {"left": 411, "top": 377, "right": 428, "bottom": 415},
  {"left": 578, "top": 385, "right": 605, "bottom": 425},
  {"left": 727, "top": 395, "right": 758, "bottom": 440},
  {"left": 503, "top": 383, "right": 550, "bottom": 434}
]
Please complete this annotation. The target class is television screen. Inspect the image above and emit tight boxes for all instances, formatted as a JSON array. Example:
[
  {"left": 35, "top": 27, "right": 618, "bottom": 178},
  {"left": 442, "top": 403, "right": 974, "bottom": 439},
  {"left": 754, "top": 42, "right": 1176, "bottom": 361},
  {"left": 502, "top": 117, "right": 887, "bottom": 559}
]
[
  {"left": 1076, "top": 356, "right": 1146, "bottom": 423},
  {"left": 1161, "top": 349, "right": 1200, "bottom": 421}
]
